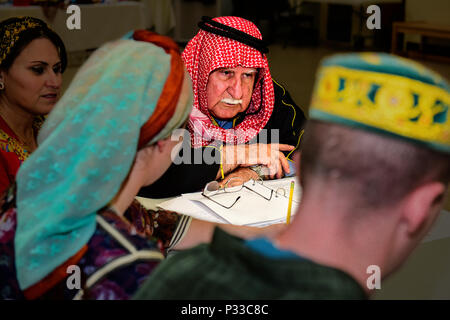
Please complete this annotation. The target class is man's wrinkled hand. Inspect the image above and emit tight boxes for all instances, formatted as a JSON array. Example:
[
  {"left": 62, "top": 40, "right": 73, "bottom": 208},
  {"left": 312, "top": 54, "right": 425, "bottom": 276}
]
[{"left": 218, "top": 167, "right": 259, "bottom": 188}]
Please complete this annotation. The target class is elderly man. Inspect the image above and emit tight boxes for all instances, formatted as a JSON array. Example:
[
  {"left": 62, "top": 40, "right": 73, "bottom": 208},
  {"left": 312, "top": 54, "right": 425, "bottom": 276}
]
[
  {"left": 139, "top": 16, "right": 306, "bottom": 198},
  {"left": 134, "top": 52, "right": 450, "bottom": 299}
]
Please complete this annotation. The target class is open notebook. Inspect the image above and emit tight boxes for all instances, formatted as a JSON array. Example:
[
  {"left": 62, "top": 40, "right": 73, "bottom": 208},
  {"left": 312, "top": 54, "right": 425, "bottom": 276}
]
[
  {"left": 136, "top": 179, "right": 450, "bottom": 240},
  {"left": 153, "top": 177, "right": 301, "bottom": 227}
]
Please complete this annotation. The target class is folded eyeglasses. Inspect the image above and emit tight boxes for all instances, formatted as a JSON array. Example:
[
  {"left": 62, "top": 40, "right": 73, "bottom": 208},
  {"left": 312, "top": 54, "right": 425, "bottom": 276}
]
[{"left": 201, "top": 177, "right": 287, "bottom": 209}]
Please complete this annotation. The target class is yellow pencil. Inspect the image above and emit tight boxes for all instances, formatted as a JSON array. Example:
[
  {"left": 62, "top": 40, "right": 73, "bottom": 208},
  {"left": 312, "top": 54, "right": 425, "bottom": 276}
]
[{"left": 286, "top": 181, "right": 294, "bottom": 224}]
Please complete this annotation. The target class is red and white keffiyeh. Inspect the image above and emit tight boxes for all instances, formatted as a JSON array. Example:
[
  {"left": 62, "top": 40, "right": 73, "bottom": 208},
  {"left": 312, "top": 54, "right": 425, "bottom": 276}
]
[{"left": 182, "top": 16, "right": 275, "bottom": 148}]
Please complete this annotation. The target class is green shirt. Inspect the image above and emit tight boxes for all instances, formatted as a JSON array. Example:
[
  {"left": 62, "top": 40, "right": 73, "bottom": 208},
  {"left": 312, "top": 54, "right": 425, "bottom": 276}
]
[{"left": 134, "top": 228, "right": 367, "bottom": 300}]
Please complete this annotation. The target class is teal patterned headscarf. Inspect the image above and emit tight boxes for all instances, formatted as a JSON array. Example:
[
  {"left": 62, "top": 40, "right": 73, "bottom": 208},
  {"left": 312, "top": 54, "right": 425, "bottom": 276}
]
[{"left": 14, "top": 38, "right": 192, "bottom": 290}]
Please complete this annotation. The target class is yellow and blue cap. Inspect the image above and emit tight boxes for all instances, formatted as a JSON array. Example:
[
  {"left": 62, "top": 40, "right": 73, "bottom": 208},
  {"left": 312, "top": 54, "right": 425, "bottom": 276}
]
[{"left": 309, "top": 52, "right": 450, "bottom": 154}]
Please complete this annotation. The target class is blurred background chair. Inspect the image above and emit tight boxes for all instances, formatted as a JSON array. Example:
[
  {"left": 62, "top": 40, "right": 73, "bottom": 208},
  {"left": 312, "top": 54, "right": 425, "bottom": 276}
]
[{"left": 231, "top": 0, "right": 319, "bottom": 47}]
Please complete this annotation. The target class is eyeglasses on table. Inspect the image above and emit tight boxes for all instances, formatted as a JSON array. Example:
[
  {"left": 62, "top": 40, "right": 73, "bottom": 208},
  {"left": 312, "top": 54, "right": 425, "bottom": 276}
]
[{"left": 201, "top": 177, "right": 287, "bottom": 209}]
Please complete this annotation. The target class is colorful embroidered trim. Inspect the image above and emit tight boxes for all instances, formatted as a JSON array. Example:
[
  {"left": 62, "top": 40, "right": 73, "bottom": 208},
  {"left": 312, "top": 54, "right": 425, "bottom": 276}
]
[{"left": 310, "top": 66, "right": 450, "bottom": 151}]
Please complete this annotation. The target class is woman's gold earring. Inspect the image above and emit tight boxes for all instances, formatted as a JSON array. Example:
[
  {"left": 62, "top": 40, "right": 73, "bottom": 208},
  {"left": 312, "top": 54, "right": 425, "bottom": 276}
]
[{"left": 0, "top": 82, "right": 4, "bottom": 90}]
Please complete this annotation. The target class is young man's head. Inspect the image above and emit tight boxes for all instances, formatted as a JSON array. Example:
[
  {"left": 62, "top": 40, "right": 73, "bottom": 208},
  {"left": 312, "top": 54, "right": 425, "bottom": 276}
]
[
  {"left": 299, "top": 120, "right": 449, "bottom": 275},
  {"left": 293, "top": 52, "right": 450, "bottom": 281}
]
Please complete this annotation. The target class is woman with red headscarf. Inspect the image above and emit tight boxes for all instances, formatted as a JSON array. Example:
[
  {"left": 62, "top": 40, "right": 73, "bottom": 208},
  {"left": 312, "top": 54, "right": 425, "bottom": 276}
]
[{"left": 139, "top": 16, "right": 306, "bottom": 198}]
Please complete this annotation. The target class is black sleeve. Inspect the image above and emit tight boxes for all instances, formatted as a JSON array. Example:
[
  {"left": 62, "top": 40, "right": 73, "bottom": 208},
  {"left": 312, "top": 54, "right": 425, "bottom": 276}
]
[
  {"left": 137, "top": 140, "right": 220, "bottom": 198},
  {"left": 258, "top": 79, "right": 307, "bottom": 158}
]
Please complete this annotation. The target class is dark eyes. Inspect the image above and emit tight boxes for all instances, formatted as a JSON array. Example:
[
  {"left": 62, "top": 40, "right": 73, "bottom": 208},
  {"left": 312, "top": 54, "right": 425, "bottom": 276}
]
[
  {"left": 220, "top": 70, "right": 233, "bottom": 76},
  {"left": 30, "top": 64, "right": 62, "bottom": 75},
  {"left": 219, "top": 70, "right": 255, "bottom": 78},
  {"left": 31, "top": 66, "right": 44, "bottom": 75},
  {"left": 53, "top": 65, "right": 62, "bottom": 74}
]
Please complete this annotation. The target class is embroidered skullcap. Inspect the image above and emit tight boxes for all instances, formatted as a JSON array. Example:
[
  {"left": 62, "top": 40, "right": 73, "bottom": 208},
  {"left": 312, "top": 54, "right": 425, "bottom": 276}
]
[{"left": 309, "top": 52, "right": 450, "bottom": 153}]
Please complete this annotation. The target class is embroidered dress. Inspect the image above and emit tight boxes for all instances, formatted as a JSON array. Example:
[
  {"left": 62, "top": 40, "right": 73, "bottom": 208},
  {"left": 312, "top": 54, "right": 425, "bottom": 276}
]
[
  {"left": 0, "top": 187, "right": 189, "bottom": 300},
  {"left": 0, "top": 116, "right": 44, "bottom": 194}
]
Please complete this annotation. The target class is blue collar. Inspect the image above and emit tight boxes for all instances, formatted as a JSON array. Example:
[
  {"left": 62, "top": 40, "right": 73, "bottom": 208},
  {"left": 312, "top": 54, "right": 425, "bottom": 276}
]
[
  {"left": 213, "top": 117, "right": 234, "bottom": 129},
  {"left": 245, "top": 237, "right": 304, "bottom": 260}
]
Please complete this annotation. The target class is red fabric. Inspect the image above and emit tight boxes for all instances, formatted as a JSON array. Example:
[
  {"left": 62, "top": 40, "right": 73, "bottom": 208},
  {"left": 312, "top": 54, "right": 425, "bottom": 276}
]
[
  {"left": 182, "top": 16, "right": 275, "bottom": 148},
  {"left": 0, "top": 116, "right": 22, "bottom": 195},
  {"left": 23, "top": 246, "right": 88, "bottom": 300}
]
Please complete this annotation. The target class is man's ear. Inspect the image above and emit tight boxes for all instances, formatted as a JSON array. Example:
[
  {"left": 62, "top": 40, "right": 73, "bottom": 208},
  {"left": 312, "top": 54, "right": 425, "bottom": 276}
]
[
  {"left": 156, "top": 137, "right": 172, "bottom": 152},
  {"left": 402, "top": 182, "right": 446, "bottom": 236},
  {"left": 156, "top": 133, "right": 184, "bottom": 154}
]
